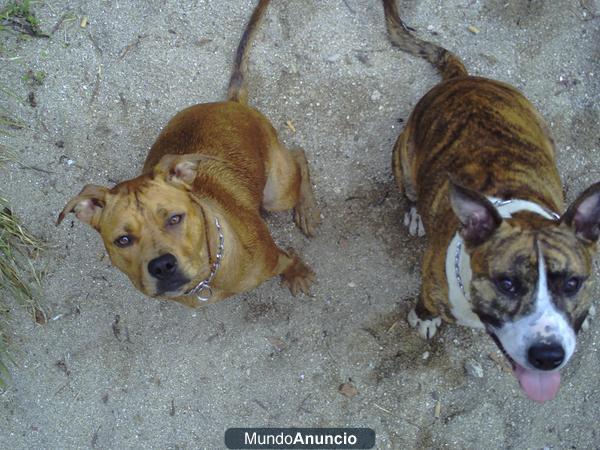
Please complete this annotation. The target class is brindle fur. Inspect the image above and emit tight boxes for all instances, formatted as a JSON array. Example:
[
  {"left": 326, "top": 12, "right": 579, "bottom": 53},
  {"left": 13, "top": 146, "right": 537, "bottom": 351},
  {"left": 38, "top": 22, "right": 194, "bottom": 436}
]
[
  {"left": 382, "top": 0, "right": 598, "bottom": 329},
  {"left": 382, "top": 0, "right": 466, "bottom": 81},
  {"left": 469, "top": 214, "right": 593, "bottom": 331},
  {"left": 58, "top": 0, "right": 320, "bottom": 307}
]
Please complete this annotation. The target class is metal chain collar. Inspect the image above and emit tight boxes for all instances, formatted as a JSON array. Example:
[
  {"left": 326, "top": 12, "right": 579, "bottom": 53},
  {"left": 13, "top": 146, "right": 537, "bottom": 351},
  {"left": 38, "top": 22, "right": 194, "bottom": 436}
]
[
  {"left": 187, "top": 217, "right": 224, "bottom": 302},
  {"left": 455, "top": 239, "right": 466, "bottom": 296}
]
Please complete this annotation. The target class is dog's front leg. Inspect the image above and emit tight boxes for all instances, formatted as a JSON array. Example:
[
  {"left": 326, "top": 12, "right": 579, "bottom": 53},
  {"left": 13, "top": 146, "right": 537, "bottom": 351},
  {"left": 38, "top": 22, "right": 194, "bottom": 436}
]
[
  {"left": 408, "top": 251, "right": 444, "bottom": 338},
  {"left": 408, "top": 293, "right": 442, "bottom": 339}
]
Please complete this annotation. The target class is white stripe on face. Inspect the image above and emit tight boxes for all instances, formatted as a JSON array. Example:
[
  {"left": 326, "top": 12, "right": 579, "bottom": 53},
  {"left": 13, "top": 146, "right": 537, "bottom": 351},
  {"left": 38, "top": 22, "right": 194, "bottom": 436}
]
[{"left": 491, "top": 244, "right": 576, "bottom": 371}]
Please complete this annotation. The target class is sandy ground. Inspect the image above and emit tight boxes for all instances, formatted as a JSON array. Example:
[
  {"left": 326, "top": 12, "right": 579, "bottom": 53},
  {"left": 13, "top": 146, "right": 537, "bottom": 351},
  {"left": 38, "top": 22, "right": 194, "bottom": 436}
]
[{"left": 0, "top": 0, "right": 599, "bottom": 448}]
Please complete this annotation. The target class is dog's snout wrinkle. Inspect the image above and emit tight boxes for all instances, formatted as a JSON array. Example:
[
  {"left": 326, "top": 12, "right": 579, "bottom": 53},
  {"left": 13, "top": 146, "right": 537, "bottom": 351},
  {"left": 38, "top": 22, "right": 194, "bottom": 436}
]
[{"left": 148, "top": 253, "right": 178, "bottom": 280}]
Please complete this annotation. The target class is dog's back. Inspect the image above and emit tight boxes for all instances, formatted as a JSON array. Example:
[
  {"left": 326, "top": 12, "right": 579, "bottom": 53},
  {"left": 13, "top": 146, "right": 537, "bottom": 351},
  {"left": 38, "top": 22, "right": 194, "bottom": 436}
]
[
  {"left": 407, "top": 77, "right": 563, "bottom": 230},
  {"left": 142, "top": 0, "right": 276, "bottom": 207},
  {"left": 383, "top": 0, "right": 563, "bottom": 230}
]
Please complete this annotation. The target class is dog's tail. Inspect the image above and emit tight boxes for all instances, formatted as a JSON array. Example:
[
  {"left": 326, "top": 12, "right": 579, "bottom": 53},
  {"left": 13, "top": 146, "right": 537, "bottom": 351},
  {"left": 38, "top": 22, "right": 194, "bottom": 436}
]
[
  {"left": 382, "top": 0, "right": 468, "bottom": 80},
  {"left": 227, "top": 0, "right": 270, "bottom": 104}
]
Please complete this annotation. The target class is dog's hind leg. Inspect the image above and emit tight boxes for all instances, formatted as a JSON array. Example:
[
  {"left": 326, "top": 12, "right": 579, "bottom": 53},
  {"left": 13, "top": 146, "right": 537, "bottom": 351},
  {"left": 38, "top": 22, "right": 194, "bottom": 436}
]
[
  {"left": 290, "top": 148, "right": 321, "bottom": 237},
  {"left": 393, "top": 130, "right": 425, "bottom": 236},
  {"left": 262, "top": 144, "right": 321, "bottom": 237}
]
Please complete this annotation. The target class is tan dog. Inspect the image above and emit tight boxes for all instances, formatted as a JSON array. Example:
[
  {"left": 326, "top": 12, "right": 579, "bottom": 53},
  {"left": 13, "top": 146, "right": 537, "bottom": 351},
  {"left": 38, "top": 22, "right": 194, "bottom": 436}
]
[
  {"left": 57, "top": 0, "right": 319, "bottom": 308},
  {"left": 383, "top": 0, "right": 600, "bottom": 402}
]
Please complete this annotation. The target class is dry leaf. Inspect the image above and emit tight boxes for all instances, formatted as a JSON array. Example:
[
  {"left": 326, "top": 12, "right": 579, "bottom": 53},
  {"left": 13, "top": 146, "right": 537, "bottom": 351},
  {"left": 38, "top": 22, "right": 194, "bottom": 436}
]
[
  {"left": 34, "top": 308, "right": 47, "bottom": 325},
  {"left": 339, "top": 382, "right": 359, "bottom": 398}
]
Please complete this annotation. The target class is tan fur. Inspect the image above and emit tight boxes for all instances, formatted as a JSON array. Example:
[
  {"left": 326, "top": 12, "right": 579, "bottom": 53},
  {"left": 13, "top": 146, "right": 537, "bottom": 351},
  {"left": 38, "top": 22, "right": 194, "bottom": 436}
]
[{"left": 57, "top": 1, "right": 320, "bottom": 307}]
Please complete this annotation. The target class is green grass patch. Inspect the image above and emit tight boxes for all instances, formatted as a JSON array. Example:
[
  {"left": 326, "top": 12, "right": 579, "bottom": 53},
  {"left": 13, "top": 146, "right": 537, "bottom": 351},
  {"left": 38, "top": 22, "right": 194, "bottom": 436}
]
[
  {"left": 0, "top": 0, "right": 48, "bottom": 38},
  {"left": 0, "top": 190, "right": 45, "bottom": 387},
  {"left": 0, "top": 74, "right": 45, "bottom": 385},
  {"left": 0, "top": 0, "right": 47, "bottom": 387},
  {"left": 22, "top": 69, "right": 46, "bottom": 86}
]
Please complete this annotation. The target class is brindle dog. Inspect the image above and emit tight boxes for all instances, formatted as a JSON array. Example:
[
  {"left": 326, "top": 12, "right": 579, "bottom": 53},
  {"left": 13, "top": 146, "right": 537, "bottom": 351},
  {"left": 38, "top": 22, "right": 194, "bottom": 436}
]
[
  {"left": 383, "top": 0, "right": 600, "bottom": 402},
  {"left": 58, "top": 0, "right": 320, "bottom": 308}
]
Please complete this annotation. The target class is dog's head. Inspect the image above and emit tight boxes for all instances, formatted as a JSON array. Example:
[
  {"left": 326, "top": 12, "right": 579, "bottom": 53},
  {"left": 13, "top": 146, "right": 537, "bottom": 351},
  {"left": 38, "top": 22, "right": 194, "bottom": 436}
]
[
  {"left": 57, "top": 154, "right": 218, "bottom": 299},
  {"left": 450, "top": 181, "right": 600, "bottom": 402}
]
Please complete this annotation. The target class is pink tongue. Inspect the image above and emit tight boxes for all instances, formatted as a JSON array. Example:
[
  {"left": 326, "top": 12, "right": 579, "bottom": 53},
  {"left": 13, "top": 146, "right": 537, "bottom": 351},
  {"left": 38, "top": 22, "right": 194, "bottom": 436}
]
[{"left": 513, "top": 363, "right": 561, "bottom": 403}]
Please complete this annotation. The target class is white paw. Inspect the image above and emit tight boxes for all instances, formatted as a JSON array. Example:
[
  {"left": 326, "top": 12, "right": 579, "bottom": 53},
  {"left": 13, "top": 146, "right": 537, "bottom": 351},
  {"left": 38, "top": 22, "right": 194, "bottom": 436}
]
[
  {"left": 403, "top": 206, "right": 425, "bottom": 237},
  {"left": 582, "top": 304, "right": 596, "bottom": 332},
  {"left": 408, "top": 307, "right": 441, "bottom": 339}
]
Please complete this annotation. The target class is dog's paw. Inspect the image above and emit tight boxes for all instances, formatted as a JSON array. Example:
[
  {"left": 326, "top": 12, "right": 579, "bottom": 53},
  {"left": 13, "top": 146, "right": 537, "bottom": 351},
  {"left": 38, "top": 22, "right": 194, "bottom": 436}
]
[
  {"left": 582, "top": 304, "right": 596, "bottom": 332},
  {"left": 294, "top": 195, "right": 321, "bottom": 238},
  {"left": 281, "top": 252, "right": 315, "bottom": 296},
  {"left": 408, "top": 307, "right": 441, "bottom": 339},
  {"left": 403, "top": 206, "right": 425, "bottom": 237}
]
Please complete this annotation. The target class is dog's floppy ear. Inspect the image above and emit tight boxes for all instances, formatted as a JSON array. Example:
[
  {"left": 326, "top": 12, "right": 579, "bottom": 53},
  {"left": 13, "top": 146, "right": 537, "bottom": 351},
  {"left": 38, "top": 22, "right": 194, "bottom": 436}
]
[
  {"left": 153, "top": 153, "right": 221, "bottom": 188},
  {"left": 449, "top": 180, "right": 502, "bottom": 245},
  {"left": 562, "top": 181, "right": 600, "bottom": 243},
  {"left": 56, "top": 184, "right": 108, "bottom": 229}
]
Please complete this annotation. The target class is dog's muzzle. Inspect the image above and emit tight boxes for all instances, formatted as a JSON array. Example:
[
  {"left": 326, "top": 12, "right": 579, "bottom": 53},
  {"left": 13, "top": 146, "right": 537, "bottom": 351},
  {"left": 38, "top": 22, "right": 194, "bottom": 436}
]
[
  {"left": 487, "top": 323, "right": 572, "bottom": 403},
  {"left": 148, "top": 253, "right": 190, "bottom": 294},
  {"left": 148, "top": 253, "right": 178, "bottom": 279}
]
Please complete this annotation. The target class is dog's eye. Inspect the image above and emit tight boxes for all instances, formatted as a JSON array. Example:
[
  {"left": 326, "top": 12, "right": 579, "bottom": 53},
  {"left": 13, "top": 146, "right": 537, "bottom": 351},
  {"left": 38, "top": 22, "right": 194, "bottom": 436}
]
[
  {"left": 167, "top": 214, "right": 184, "bottom": 226},
  {"left": 495, "top": 276, "right": 518, "bottom": 296},
  {"left": 114, "top": 235, "right": 133, "bottom": 248},
  {"left": 563, "top": 277, "right": 582, "bottom": 296}
]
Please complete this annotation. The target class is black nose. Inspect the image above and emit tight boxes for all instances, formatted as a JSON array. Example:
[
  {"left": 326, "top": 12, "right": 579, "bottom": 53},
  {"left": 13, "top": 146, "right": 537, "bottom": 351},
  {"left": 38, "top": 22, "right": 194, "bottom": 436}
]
[
  {"left": 148, "top": 253, "right": 178, "bottom": 280},
  {"left": 528, "top": 342, "right": 565, "bottom": 370}
]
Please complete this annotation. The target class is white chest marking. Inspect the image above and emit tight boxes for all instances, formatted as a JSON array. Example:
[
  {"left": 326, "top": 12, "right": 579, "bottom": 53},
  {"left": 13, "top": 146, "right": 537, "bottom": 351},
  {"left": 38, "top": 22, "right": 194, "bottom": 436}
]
[
  {"left": 445, "top": 197, "right": 559, "bottom": 329},
  {"left": 446, "top": 233, "right": 483, "bottom": 328}
]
